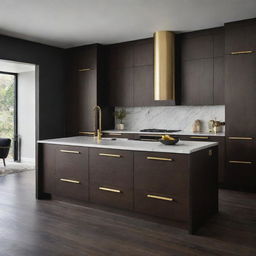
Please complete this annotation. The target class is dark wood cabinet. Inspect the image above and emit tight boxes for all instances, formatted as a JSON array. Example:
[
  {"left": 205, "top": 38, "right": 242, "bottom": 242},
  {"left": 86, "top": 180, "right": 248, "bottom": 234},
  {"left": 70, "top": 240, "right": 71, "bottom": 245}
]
[
  {"left": 225, "top": 53, "right": 256, "bottom": 136},
  {"left": 66, "top": 44, "right": 114, "bottom": 136},
  {"left": 55, "top": 145, "right": 89, "bottom": 201},
  {"left": 89, "top": 148, "right": 133, "bottom": 210},
  {"left": 213, "top": 57, "right": 225, "bottom": 104},
  {"left": 181, "top": 35, "right": 213, "bottom": 60},
  {"left": 133, "top": 40, "right": 153, "bottom": 66},
  {"left": 134, "top": 152, "right": 189, "bottom": 221},
  {"left": 109, "top": 68, "right": 133, "bottom": 107},
  {"left": 225, "top": 19, "right": 256, "bottom": 54},
  {"left": 181, "top": 58, "right": 214, "bottom": 105}
]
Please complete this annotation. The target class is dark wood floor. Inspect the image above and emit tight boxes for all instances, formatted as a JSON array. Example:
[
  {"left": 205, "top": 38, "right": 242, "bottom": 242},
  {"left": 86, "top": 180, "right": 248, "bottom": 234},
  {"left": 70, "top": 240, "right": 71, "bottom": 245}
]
[{"left": 0, "top": 171, "right": 255, "bottom": 256}]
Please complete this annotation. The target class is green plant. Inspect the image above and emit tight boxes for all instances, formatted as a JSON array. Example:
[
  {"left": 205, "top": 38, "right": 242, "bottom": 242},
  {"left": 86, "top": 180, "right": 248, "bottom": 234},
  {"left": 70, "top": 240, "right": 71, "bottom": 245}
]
[{"left": 114, "top": 109, "right": 126, "bottom": 124}]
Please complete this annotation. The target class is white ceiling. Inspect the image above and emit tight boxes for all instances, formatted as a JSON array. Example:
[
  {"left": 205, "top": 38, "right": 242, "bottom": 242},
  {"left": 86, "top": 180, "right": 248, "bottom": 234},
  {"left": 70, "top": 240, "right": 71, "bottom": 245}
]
[
  {"left": 0, "top": 0, "right": 256, "bottom": 48},
  {"left": 0, "top": 59, "right": 35, "bottom": 73}
]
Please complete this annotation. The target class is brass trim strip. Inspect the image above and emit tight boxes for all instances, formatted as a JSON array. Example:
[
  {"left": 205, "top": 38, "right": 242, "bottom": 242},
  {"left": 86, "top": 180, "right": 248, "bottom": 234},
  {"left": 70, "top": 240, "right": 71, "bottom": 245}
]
[
  {"left": 78, "top": 68, "right": 91, "bottom": 72},
  {"left": 147, "top": 156, "right": 173, "bottom": 161},
  {"left": 140, "top": 134, "right": 163, "bottom": 137},
  {"left": 60, "top": 150, "right": 80, "bottom": 154},
  {"left": 190, "top": 136, "right": 209, "bottom": 139},
  {"left": 60, "top": 178, "right": 80, "bottom": 184},
  {"left": 231, "top": 50, "right": 253, "bottom": 55},
  {"left": 79, "top": 131, "right": 95, "bottom": 135},
  {"left": 229, "top": 160, "right": 252, "bottom": 164},
  {"left": 108, "top": 133, "right": 123, "bottom": 136},
  {"left": 99, "top": 153, "right": 121, "bottom": 158},
  {"left": 0, "top": 146, "right": 10, "bottom": 149},
  {"left": 147, "top": 194, "right": 173, "bottom": 201},
  {"left": 228, "top": 137, "right": 253, "bottom": 140},
  {"left": 99, "top": 187, "right": 121, "bottom": 193}
]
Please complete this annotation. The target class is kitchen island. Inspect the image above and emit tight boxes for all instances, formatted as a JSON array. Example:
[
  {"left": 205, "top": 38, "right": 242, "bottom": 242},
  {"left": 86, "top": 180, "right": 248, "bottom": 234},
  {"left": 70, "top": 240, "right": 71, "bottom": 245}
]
[{"left": 37, "top": 136, "right": 218, "bottom": 234}]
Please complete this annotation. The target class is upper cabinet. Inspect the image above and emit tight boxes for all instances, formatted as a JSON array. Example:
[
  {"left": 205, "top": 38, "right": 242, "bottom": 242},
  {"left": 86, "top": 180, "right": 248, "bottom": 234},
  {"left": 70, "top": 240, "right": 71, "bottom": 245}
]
[
  {"left": 225, "top": 19, "right": 256, "bottom": 54},
  {"left": 180, "top": 28, "right": 225, "bottom": 105}
]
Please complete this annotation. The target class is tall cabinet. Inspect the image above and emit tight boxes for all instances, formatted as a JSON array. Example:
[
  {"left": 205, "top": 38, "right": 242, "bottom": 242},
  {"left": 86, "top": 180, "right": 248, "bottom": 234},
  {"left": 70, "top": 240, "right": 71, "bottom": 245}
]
[
  {"left": 225, "top": 19, "right": 256, "bottom": 191},
  {"left": 65, "top": 44, "right": 113, "bottom": 136}
]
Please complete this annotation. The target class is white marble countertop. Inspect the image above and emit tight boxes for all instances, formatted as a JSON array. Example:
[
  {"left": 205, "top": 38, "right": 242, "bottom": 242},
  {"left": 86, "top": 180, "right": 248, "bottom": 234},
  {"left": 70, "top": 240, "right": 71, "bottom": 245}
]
[
  {"left": 38, "top": 136, "right": 218, "bottom": 154},
  {"left": 103, "top": 130, "right": 225, "bottom": 137}
]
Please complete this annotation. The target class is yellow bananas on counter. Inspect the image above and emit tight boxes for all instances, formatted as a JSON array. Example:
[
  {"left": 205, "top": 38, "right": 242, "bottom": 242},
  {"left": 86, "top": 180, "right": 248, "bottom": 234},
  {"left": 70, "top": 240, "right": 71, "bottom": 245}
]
[{"left": 161, "top": 135, "right": 175, "bottom": 141}]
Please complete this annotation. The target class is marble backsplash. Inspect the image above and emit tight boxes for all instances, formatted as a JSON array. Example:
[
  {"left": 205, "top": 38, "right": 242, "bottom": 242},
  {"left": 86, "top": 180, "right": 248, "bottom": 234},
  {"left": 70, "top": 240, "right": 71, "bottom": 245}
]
[{"left": 115, "top": 106, "right": 225, "bottom": 132}]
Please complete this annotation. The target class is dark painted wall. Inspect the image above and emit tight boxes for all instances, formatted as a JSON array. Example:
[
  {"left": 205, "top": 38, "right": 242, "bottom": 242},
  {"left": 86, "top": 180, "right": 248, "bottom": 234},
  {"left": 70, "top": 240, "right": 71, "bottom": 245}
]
[{"left": 0, "top": 34, "right": 65, "bottom": 140}]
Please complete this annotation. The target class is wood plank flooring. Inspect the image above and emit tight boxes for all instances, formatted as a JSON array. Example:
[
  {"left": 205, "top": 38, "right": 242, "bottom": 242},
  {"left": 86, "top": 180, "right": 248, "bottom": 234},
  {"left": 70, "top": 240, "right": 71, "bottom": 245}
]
[{"left": 0, "top": 171, "right": 255, "bottom": 256}]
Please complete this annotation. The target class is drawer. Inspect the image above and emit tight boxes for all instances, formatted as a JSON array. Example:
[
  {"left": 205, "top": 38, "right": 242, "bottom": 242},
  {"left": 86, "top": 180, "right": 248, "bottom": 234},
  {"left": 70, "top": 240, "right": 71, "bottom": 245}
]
[
  {"left": 89, "top": 148, "right": 133, "bottom": 210},
  {"left": 226, "top": 137, "right": 255, "bottom": 161},
  {"left": 134, "top": 190, "right": 188, "bottom": 222},
  {"left": 55, "top": 146, "right": 89, "bottom": 201},
  {"left": 134, "top": 152, "right": 189, "bottom": 195}
]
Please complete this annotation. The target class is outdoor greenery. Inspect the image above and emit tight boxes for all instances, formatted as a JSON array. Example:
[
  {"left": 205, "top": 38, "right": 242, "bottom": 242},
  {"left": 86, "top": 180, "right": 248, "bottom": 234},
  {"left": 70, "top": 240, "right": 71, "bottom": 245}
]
[{"left": 0, "top": 74, "right": 15, "bottom": 157}]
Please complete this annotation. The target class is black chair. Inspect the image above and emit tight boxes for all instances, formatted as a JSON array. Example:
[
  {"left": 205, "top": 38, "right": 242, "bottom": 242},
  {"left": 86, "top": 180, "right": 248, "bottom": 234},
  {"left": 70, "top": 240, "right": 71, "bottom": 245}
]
[{"left": 0, "top": 138, "right": 11, "bottom": 166}]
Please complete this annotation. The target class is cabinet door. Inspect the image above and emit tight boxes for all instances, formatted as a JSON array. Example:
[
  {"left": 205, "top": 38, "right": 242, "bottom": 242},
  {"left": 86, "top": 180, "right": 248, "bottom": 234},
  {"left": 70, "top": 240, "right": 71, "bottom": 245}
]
[
  {"left": 213, "top": 57, "right": 224, "bottom": 104},
  {"left": 109, "top": 68, "right": 133, "bottom": 107},
  {"left": 181, "top": 59, "right": 213, "bottom": 105},
  {"left": 78, "top": 70, "right": 97, "bottom": 132},
  {"left": 89, "top": 148, "right": 133, "bottom": 210},
  {"left": 108, "top": 45, "right": 133, "bottom": 68},
  {"left": 181, "top": 35, "right": 213, "bottom": 60},
  {"left": 225, "top": 53, "right": 256, "bottom": 136},
  {"left": 133, "top": 41, "right": 153, "bottom": 66},
  {"left": 55, "top": 146, "right": 89, "bottom": 201},
  {"left": 133, "top": 65, "right": 153, "bottom": 106},
  {"left": 225, "top": 20, "right": 256, "bottom": 54}
]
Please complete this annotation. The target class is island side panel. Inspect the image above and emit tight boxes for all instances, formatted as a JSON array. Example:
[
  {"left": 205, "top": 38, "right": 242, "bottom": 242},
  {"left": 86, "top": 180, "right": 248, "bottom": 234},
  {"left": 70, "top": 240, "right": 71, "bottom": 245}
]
[
  {"left": 189, "top": 146, "right": 218, "bottom": 234},
  {"left": 37, "top": 143, "right": 56, "bottom": 199}
]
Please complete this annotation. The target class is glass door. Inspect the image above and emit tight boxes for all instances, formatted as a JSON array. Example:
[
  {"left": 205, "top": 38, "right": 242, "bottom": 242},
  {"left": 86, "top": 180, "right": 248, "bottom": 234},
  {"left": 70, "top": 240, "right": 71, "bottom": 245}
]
[{"left": 0, "top": 72, "right": 17, "bottom": 160}]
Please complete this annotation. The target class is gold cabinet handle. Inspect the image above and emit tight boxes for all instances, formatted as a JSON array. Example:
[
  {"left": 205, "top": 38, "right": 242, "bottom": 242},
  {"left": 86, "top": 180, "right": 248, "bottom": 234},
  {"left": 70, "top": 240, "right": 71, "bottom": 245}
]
[
  {"left": 60, "top": 150, "right": 80, "bottom": 154},
  {"left": 231, "top": 50, "right": 253, "bottom": 55},
  {"left": 147, "top": 194, "right": 173, "bottom": 202},
  {"left": 228, "top": 137, "right": 253, "bottom": 140},
  {"left": 108, "top": 133, "right": 123, "bottom": 136},
  {"left": 99, "top": 153, "right": 121, "bottom": 158},
  {"left": 60, "top": 178, "right": 80, "bottom": 184},
  {"left": 79, "top": 131, "right": 95, "bottom": 135},
  {"left": 146, "top": 156, "right": 173, "bottom": 161},
  {"left": 229, "top": 160, "right": 252, "bottom": 164},
  {"left": 190, "top": 136, "right": 209, "bottom": 139},
  {"left": 78, "top": 68, "right": 91, "bottom": 72},
  {"left": 99, "top": 187, "right": 121, "bottom": 193}
]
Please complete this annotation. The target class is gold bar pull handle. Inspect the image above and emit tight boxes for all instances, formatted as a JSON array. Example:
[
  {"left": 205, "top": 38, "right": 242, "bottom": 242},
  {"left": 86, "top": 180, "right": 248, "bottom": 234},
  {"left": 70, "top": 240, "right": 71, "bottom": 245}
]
[
  {"left": 146, "top": 156, "right": 173, "bottom": 161},
  {"left": 231, "top": 50, "right": 253, "bottom": 55},
  {"left": 190, "top": 136, "right": 209, "bottom": 139},
  {"left": 78, "top": 68, "right": 91, "bottom": 72},
  {"left": 109, "top": 133, "right": 123, "bottom": 136},
  {"left": 99, "top": 187, "right": 121, "bottom": 193},
  {"left": 60, "top": 178, "right": 80, "bottom": 184},
  {"left": 99, "top": 153, "right": 121, "bottom": 158},
  {"left": 228, "top": 137, "right": 253, "bottom": 140},
  {"left": 229, "top": 160, "right": 252, "bottom": 164},
  {"left": 60, "top": 150, "right": 80, "bottom": 154},
  {"left": 147, "top": 194, "right": 173, "bottom": 202}
]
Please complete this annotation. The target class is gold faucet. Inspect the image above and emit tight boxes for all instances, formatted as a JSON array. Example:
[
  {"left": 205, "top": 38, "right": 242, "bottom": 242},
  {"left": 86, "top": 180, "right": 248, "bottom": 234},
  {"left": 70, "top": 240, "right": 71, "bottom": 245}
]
[{"left": 94, "top": 105, "right": 102, "bottom": 141}]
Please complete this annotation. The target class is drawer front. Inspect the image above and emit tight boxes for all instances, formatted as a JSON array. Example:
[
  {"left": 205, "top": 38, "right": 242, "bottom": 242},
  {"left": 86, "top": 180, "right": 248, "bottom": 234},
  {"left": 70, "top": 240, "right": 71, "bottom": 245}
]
[
  {"left": 226, "top": 137, "right": 255, "bottom": 161},
  {"left": 179, "top": 135, "right": 210, "bottom": 141},
  {"left": 134, "top": 152, "right": 189, "bottom": 195},
  {"left": 134, "top": 190, "right": 188, "bottom": 221},
  {"left": 89, "top": 148, "right": 133, "bottom": 210},
  {"left": 55, "top": 146, "right": 89, "bottom": 201}
]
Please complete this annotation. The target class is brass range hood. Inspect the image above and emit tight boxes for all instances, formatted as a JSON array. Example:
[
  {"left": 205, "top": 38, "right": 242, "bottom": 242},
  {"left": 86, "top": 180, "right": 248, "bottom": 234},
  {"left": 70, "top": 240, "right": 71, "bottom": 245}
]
[{"left": 154, "top": 31, "right": 175, "bottom": 101}]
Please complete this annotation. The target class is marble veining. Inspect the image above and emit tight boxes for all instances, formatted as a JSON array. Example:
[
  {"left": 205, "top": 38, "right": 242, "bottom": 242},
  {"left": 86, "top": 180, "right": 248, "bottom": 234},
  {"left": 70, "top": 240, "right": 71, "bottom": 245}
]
[{"left": 115, "top": 106, "right": 225, "bottom": 132}]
